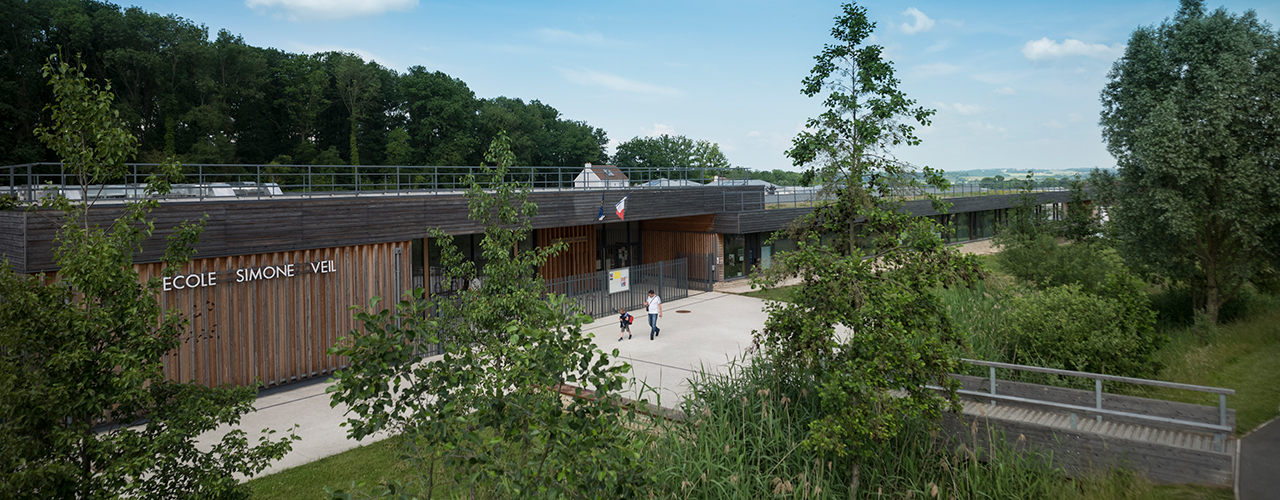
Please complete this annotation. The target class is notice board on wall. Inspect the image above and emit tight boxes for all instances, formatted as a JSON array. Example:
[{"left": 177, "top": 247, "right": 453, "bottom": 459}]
[{"left": 608, "top": 268, "right": 630, "bottom": 294}]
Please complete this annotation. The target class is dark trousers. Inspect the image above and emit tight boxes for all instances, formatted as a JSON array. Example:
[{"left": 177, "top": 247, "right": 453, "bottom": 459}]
[{"left": 648, "top": 313, "right": 659, "bottom": 335}]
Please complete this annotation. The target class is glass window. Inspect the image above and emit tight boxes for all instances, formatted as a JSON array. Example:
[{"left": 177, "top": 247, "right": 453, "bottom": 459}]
[{"left": 724, "top": 234, "right": 745, "bottom": 279}]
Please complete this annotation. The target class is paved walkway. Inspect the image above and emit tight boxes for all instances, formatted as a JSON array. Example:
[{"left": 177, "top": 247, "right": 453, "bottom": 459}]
[
  {"left": 1239, "top": 416, "right": 1280, "bottom": 500},
  {"left": 201, "top": 291, "right": 770, "bottom": 478}
]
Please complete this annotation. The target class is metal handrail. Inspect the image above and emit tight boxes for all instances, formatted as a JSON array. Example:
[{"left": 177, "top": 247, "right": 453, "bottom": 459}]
[
  {"left": 962, "top": 358, "right": 1235, "bottom": 395},
  {"left": 946, "top": 358, "right": 1235, "bottom": 442},
  {"left": 0, "top": 163, "right": 754, "bottom": 202}
]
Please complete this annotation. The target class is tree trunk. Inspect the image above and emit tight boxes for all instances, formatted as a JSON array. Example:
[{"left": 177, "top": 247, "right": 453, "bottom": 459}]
[
  {"left": 1205, "top": 270, "right": 1221, "bottom": 325},
  {"left": 847, "top": 462, "right": 861, "bottom": 500},
  {"left": 349, "top": 125, "right": 360, "bottom": 166}
]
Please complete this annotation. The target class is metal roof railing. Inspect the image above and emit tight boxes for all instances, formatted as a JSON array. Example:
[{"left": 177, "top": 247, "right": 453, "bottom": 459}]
[{"left": 0, "top": 163, "right": 754, "bottom": 203}]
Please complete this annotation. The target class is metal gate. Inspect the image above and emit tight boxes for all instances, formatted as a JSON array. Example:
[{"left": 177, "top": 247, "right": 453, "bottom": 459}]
[{"left": 545, "top": 258, "right": 691, "bottom": 319}]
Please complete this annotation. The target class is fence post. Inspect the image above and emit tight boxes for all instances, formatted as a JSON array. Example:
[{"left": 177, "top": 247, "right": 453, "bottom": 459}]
[
  {"left": 658, "top": 260, "right": 664, "bottom": 299},
  {"left": 1219, "top": 393, "right": 1227, "bottom": 428},
  {"left": 1095, "top": 378, "right": 1103, "bottom": 423},
  {"left": 989, "top": 365, "right": 997, "bottom": 406}
]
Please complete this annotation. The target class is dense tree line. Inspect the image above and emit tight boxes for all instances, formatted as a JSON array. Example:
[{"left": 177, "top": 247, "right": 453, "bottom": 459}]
[{"left": 0, "top": 0, "right": 609, "bottom": 167}]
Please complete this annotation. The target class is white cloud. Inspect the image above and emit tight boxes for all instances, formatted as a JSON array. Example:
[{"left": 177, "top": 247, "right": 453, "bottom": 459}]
[
  {"left": 245, "top": 0, "right": 417, "bottom": 21},
  {"left": 925, "top": 40, "right": 952, "bottom": 53},
  {"left": 966, "top": 121, "right": 1007, "bottom": 136},
  {"left": 935, "top": 102, "right": 981, "bottom": 115},
  {"left": 914, "top": 63, "right": 961, "bottom": 78},
  {"left": 1022, "top": 37, "right": 1124, "bottom": 61},
  {"left": 993, "top": 87, "right": 1016, "bottom": 96},
  {"left": 556, "top": 68, "right": 682, "bottom": 97},
  {"left": 900, "top": 8, "right": 935, "bottom": 35},
  {"left": 644, "top": 124, "right": 677, "bottom": 137},
  {"left": 1045, "top": 113, "right": 1085, "bottom": 128},
  {"left": 538, "top": 28, "right": 607, "bottom": 45}
]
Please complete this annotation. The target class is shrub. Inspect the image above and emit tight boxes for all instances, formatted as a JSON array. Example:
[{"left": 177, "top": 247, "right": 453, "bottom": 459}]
[
  {"left": 994, "top": 236, "right": 1121, "bottom": 295},
  {"left": 1002, "top": 278, "right": 1162, "bottom": 379}
]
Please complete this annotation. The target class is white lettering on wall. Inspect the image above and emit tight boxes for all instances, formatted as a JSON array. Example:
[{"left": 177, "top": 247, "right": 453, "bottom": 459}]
[
  {"left": 162, "top": 271, "right": 217, "bottom": 291},
  {"left": 310, "top": 260, "right": 337, "bottom": 274},
  {"left": 166, "top": 260, "right": 335, "bottom": 292}
]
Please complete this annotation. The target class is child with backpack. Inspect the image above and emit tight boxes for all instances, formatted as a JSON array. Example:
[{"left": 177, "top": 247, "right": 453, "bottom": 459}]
[{"left": 618, "top": 308, "right": 633, "bottom": 341}]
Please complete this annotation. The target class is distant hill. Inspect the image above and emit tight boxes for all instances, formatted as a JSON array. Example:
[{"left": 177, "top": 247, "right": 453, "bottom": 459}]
[{"left": 942, "top": 167, "right": 1115, "bottom": 183}]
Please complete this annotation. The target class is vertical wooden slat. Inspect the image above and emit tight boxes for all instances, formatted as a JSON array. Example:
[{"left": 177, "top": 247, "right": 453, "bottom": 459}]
[{"left": 139, "top": 241, "right": 409, "bottom": 388}]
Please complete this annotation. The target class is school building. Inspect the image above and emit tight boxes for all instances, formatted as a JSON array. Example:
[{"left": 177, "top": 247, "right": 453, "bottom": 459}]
[{"left": 0, "top": 163, "right": 1075, "bottom": 389}]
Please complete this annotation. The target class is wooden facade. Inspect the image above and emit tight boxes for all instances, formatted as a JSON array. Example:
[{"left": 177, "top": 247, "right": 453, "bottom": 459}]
[
  {"left": 641, "top": 230, "right": 721, "bottom": 283},
  {"left": 536, "top": 225, "right": 597, "bottom": 281},
  {"left": 136, "top": 241, "right": 410, "bottom": 388}
]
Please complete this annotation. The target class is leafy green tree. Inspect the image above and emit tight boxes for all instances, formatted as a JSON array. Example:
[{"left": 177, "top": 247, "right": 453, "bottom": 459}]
[
  {"left": 1100, "top": 0, "right": 1280, "bottom": 324},
  {"left": 754, "top": 3, "right": 980, "bottom": 495},
  {"left": 383, "top": 126, "right": 413, "bottom": 165},
  {"left": 401, "top": 67, "right": 480, "bottom": 166},
  {"left": 327, "top": 132, "right": 648, "bottom": 499},
  {"left": 612, "top": 134, "right": 731, "bottom": 181},
  {"left": 329, "top": 52, "right": 382, "bottom": 166},
  {"left": 0, "top": 1, "right": 611, "bottom": 169},
  {"left": 1, "top": 55, "right": 295, "bottom": 499}
]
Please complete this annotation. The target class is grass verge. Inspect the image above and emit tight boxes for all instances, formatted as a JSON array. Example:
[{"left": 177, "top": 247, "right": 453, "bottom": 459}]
[
  {"left": 739, "top": 283, "right": 797, "bottom": 302},
  {"left": 248, "top": 437, "right": 419, "bottom": 500},
  {"left": 1144, "top": 306, "right": 1280, "bottom": 433}
]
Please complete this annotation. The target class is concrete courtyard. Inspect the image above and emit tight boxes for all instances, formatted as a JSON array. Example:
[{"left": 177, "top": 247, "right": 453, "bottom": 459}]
[{"left": 205, "top": 290, "right": 770, "bottom": 477}]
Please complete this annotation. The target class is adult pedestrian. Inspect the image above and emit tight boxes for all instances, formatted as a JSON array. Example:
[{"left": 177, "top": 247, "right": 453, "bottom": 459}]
[{"left": 645, "top": 289, "right": 662, "bottom": 340}]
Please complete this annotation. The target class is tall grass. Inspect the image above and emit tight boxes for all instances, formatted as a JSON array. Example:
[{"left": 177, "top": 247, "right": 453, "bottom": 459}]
[
  {"left": 1141, "top": 305, "right": 1280, "bottom": 433},
  {"left": 642, "top": 359, "right": 1121, "bottom": 499}
]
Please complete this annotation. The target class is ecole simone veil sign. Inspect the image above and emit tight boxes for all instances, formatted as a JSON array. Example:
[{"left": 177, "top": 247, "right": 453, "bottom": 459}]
[{"left": 162, "top": 259, "right": 338, "bottom": 292}]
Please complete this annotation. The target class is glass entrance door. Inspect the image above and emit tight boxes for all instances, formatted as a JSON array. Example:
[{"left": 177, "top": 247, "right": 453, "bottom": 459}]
[{"left": 724, "top": 234, "right": 745, "bottom": 279}]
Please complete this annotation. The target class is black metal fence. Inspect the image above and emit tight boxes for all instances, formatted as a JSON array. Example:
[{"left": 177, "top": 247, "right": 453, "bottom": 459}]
[{"left": 545, "top": 258, "right": 691, "bottom": 319}]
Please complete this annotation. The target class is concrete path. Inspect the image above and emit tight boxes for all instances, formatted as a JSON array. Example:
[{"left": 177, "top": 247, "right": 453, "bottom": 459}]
[
  {"left": 203, "top": 291, "right": 771, "bottom": 479},
  {"left": 583, "top": 291, "right": 768, "bottom": 407},
  {"left": 1239, "top": 417, "right": 1280, "bottom": 500}
]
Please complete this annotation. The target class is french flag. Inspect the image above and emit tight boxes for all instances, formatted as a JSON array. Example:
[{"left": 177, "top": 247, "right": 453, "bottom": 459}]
[{"left": 615, "top": 193, "right": 630, "bottom": 220}]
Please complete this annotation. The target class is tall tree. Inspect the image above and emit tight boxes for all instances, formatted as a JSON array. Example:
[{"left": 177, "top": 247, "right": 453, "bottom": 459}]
[
  {"left": 328, "top": 52, "right": 381, "bottom": 166},
  {"left": 755, "top": 3, "right": 978, "bottom": 495},
  {"left": 401, "top": 66, "right": 480, "bottom": 166},
  {"left": 1099, "top": 0, "right": 1280, "bottom": 324},
  {"left": 1, "top": 55, "right": 294, "bottom": 499},
  {"left": 327, "top": 133, "right": 647, "bottom": 498},
  {"left": 612, "top": 134, "right": 731, "bottom": 181}
]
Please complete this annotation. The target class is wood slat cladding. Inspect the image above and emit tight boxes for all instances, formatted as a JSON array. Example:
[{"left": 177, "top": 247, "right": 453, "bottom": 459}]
[
  {"left": 0, "top": 210, "right": 25, "bottom": 271},
  {"left": 642, "top": 230, "right": 718, "bottom": 283},
  {"left": 537, "top": 225, "right": 596, "bottom": 281},
  {"left": 135, "top": 241, "right": 409, "bottom": 388},
  {"left": 640, "top": 214, "right": 715, "bottom": 233}
]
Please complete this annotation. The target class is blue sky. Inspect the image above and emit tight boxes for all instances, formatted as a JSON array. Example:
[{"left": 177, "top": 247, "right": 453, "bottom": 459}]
[{"left": 130, "top": 0, "right": 1277, "bottom": 174}]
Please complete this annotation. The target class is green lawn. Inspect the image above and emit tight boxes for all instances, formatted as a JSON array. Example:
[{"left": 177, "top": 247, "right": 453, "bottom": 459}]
[
  {"left": 739, "top": 283, "right": 797, "bottom": 302},
  {"left": 249, "top": 437, "right": 418, "bottom": 500},
  {"left": 1144, "top": 306, "right": 1280, "bottom": 433}
]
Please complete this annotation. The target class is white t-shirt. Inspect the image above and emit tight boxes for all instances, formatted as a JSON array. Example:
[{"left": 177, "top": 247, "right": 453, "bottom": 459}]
[{"left": 646, "top": 295, "right": 662, "bottom": 314}]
